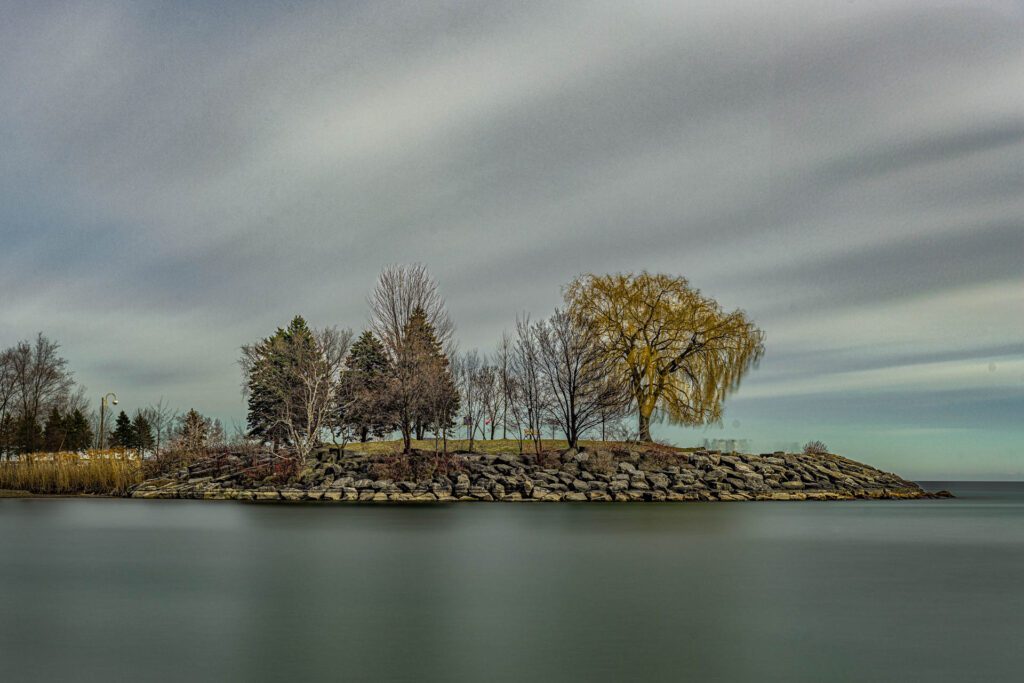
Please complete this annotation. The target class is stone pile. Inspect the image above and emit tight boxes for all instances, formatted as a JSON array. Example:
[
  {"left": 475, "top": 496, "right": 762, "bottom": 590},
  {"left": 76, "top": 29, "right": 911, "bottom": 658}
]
[{"left": 131, "top": 446, "right": 946, "bottom": 502}]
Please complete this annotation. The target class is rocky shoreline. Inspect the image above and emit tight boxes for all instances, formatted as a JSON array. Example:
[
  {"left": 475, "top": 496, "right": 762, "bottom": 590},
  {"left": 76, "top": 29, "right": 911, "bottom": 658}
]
[{"left": 131, "top": 445, "right": 949, "bottom": 502}]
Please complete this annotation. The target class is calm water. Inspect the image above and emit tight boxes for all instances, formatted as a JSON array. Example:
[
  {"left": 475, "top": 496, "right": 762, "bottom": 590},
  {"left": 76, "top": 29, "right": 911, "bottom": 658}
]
[{"left": 1, "top": 483, "right": 1022, "bottom": 682}]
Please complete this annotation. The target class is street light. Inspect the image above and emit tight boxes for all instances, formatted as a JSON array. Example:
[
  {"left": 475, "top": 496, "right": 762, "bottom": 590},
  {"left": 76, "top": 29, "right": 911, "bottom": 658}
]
[{"left": 99, "top": 392, "right": 118, "bottom": 450}]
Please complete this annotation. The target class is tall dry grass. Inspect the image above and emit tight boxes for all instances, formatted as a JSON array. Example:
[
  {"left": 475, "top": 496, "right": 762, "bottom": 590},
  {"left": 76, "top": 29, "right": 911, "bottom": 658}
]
[{"left": 0, "top": 450, "right": 144, "bottom": 495}]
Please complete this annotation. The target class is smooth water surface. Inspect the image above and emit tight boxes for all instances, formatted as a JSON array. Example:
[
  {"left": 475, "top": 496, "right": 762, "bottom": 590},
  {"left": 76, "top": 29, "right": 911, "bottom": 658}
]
[{"left": 1, "top": 482, "right": 1022, "bottom": 682}]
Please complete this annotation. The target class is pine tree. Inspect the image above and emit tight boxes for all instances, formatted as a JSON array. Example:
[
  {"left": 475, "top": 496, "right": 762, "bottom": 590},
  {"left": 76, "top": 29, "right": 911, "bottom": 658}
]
[
  {"left": 66, "top": 409, "right": 92, "bottom": 451},
  {"left": 398, "top": 308, "right": 459, "bottom": 446},
  {"left": 110, "top": 410, "right": 134, "bottom": 449},
  {"left": 178, "top": 408, "right": 210, "bottom": 453},
  {"left": 131, "top": 412, "right": 155, "bottom": 453},
  {"left": 15, "top": 414, "right": 43, "bottom": 454},
  {"left": 43, "top": 407, "right": 67, "bottom": 451},
  {"left": 246, "top": 316, "right": 314, "bottom": 449},
  {"left": 337, "top": 331, "right": 393, "bottom": 442}
]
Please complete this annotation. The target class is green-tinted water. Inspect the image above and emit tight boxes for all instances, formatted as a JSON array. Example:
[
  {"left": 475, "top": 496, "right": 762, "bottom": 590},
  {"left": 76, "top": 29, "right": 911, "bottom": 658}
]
[{"left": 1, "top": 483, "right": 1021, "bottom": 682}]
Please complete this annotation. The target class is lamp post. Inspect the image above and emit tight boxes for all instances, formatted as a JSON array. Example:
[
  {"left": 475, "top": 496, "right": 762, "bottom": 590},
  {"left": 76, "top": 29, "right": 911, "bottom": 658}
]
[{"left": 99, "top": 392, "right": 118, "bottom": 449}]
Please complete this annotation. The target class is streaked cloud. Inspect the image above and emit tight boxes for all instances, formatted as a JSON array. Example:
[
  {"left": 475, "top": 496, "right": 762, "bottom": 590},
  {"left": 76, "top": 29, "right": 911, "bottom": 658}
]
[{"left": 0, "top": 0, "right": 1020, "bottom": 475}]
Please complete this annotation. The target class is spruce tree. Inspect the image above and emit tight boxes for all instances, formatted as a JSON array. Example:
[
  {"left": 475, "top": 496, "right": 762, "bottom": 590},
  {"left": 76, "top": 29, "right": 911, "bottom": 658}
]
[
  {"left": 337, "top": 331, "right": 392, "bottom": 442},
  {"left": 15, "top": 414, "right": 43, "bottom": 454},
  {"left": 110, "top": 410, "right": 134, "bottom": 449},
  {"left": 401, "top": 308, "right": 459, "bottom": 444},
  {"left": 43, "top": 407, "right": 66, "bottom": 451},
  {"left": 178, "top": 408, "right": 210, "bottom": 453},
  {"left": 66, "top": 409, "right": 92, "bottom": 451},
  {"left": 131, "top": 412, "right": 155, "bottom": 453},
  {"left": 246, "top": 316, "right": 314, "bottom": 449}
]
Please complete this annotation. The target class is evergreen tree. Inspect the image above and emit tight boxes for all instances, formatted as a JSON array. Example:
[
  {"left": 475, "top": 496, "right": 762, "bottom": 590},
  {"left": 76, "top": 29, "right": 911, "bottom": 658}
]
[
  {"left": 177, "top": 408, "right": 210, "bottom": 453},
  {"left": 246, "top": 316, "right": 315, "bottom": 449},
  {"left": 400, "top": 308, "right": 459, "bottom": 443},
  {"left": 14, "top": 414, "right": 43, "bottom": 454},
  {"left": 65, "top": 409, "right": 92, "bottom": 451},
  {"left": 43, "top": 407, "right": 67, "bottom": 451},
  {"left": 337, "top": 331, "right": 393, "bottom": 442},
  {"left": 110, "top": 410, "right": 134, "bottom": 449},
  {"left": 131, "top": 412, "right": 155, "bottom": 453}
]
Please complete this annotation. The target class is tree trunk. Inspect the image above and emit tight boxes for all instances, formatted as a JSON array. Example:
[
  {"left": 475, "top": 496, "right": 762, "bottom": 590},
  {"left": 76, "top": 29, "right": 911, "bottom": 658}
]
[{"left": 638, "top": 412, "right": 652, "bottom": 442}]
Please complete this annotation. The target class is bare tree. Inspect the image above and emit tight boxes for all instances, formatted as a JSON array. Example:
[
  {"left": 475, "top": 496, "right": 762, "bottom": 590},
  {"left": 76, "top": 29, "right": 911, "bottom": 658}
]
[
  {"left": 476, "top": 364, "right": 501, "bottom": 440},
  {"left": 241, "top": 325, "right": 353, "bottom": 461},
  {"left": 496, "top": 332, "right": 513, "bottom": 440},
  {"left": 369, "top": 264, "right": 455, "bottom": 357},
  {"left": 0, "top": 348, "right": 16, "bottom": 459},
  {"left": 9, "top": 333, "right": 76, "bottom": 427},
  {"left": 511, "top": 315, "right": 547, "bottom": 459},
  {"left": 455, "top": 350, "right": 491, "bottom": 451},
  {"left": 532, "top": 309, "right": 628, "bottom": 449},
  {"left": 142, "top": 397, "right": 178, "bottom": 457}
]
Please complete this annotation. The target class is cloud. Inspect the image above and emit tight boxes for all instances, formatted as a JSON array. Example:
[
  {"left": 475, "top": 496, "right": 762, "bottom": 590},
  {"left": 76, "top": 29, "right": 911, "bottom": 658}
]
[{"left": 0, "top": 0, "right": 1020, "bottom": 474}]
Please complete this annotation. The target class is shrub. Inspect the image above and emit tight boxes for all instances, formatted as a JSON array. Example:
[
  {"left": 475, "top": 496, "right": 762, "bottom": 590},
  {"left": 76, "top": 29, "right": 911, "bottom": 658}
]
[
  {"left": 366, "top": 449, "right": 467, "bottom": 481},
  {"left": 586, "top": 449, "right": 616, "bottom": 476},
  {"left": 803, "top": 440, "right": 829, "bottom": 455},
  {"left": 638, "top": 443, "right": 690, "bottom": 470}
]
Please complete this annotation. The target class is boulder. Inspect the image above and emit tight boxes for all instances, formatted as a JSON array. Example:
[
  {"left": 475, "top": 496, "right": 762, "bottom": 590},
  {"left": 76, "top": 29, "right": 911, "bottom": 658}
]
[{"left": 646, "top": 473, "right": 670, "bottom": 489}]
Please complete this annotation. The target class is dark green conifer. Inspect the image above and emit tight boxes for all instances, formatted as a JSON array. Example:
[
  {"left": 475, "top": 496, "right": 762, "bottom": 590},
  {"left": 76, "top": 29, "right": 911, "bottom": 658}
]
[
  {"left": 43, "top": 407, "right": 67, "bottom": 451},
  {"left": 131, "top": 412, "right": 155, "bottom": 452},
  {"left": 246, "top": 315, "right": 314, "bottom": 449},
  {"left": 110, "top": 410, "right": 134, "bottom": 449},
  {"left": 337, "top": 331, "right": 393, "bottom": 442}
]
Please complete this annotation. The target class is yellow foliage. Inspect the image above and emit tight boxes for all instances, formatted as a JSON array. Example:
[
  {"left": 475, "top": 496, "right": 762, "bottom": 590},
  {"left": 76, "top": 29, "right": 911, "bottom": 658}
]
[
  {"left": 566, "top": 272, "right": 765, "bottom": 439},
  {"left": 0, "top": 449, "right": 144, "bottom": 495}
]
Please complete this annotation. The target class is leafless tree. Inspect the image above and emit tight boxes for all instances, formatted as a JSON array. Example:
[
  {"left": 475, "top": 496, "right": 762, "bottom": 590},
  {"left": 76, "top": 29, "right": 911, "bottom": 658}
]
[
  {"left": 455, "top": 350, "right": 491, "bottom": 451},
  {"left": 511, "top": 315, "right": 547, "bottom": 458},
  {"left": 532, "top": 309, "right": 629, "bottom": 449},
  {"left": 9, "top": 333, "right": 76, "bottom": 426},
  {"left": 369, "top": 264, "right": 455, "bottom": 357},
  {"left": 476, "top": 364, "right": 501, "bottom": 440},
  {"left": 241, "top": 326, "right": 353, "bottom": 460},
  {"left": 495, "top": 332, "right": 513, "bottom": 440},
  {"left": 141, "top": 397, "right": 178, "bottom": 457},
  {"left": 0, "top": 348, "right": 16, "bottom": 459}
]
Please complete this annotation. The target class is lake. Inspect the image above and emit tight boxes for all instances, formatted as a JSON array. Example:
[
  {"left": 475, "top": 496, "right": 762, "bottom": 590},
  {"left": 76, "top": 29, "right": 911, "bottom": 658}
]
[{"left": 1, "top": 482, "right": 1021, "bottom": 682}]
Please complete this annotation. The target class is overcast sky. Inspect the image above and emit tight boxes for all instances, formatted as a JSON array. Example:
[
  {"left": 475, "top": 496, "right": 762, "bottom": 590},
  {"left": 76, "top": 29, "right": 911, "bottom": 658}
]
[{"left": 2, "top": 0, "right": 1021, "bottom": 478}]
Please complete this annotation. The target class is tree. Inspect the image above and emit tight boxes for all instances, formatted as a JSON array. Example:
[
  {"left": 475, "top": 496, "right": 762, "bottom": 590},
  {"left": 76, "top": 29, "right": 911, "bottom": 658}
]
[
  {"left": 454, "top": 351, "right": 483, "bottom": 451},
  {"left": 566, "top": 272, "right": 765, "bottom": 441},
  {"left": 142, "top": 398, "right": 177, "bottom": 457},
  {"left": 110, "top": 410, "right": 134, "bottom": 449},
  {"left": 65, "top": 409, "right": 93, "bottom": 451},
  {"left": 241, "top": 318, "right": 353, "bottom": 460},
  {"left": 369, "top": 263, "right": 455, "bottom": 358},
  {"left": 476, "top": 364, "right": 501, "bottom": 440},
  {"left": 386, "top": 308, "right": 458, "bottom": 452},
  {"left": 177, "top": 409, "right": 210, "bottom": 453},
  {"left": 245, "top": 316, "right": 315, "bottom": 450},
  {"left": 335, "top": 331, "right": 393, "bottom": 442},
  {"left": 0, "top": 348, "right": 16, "bottom": 458},
  {"left": 43, "top": 407, "right": 67, "bottom": 451},
  {"left": 509, "top": 315, "right": 547, "bottom": 458},
  {"left": 131, "top": 412, "right": 155, "bottom": 453},
  {"left": 496, "top": 332, "right": 514, "bottom": 440},
  {"left": 14, "top": 414, "right": 43, "bottom": 454},
  {"left": 532, "top": 309, "right": 628, "bottom": 449},
  {"left": 9, "top": 333, "right": 76, "bottom": 431}
]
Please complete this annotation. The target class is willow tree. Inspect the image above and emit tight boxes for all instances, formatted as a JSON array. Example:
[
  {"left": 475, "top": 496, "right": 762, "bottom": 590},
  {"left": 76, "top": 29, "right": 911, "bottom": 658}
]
[{"left": 566, "top": 272, "right": 765, "bottom": 442}]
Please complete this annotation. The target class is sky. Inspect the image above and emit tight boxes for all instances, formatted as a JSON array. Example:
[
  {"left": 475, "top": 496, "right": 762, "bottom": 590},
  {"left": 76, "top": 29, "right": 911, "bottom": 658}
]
[{"left": 1, "top": 0, "right": 1021, "bottom": 479}]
